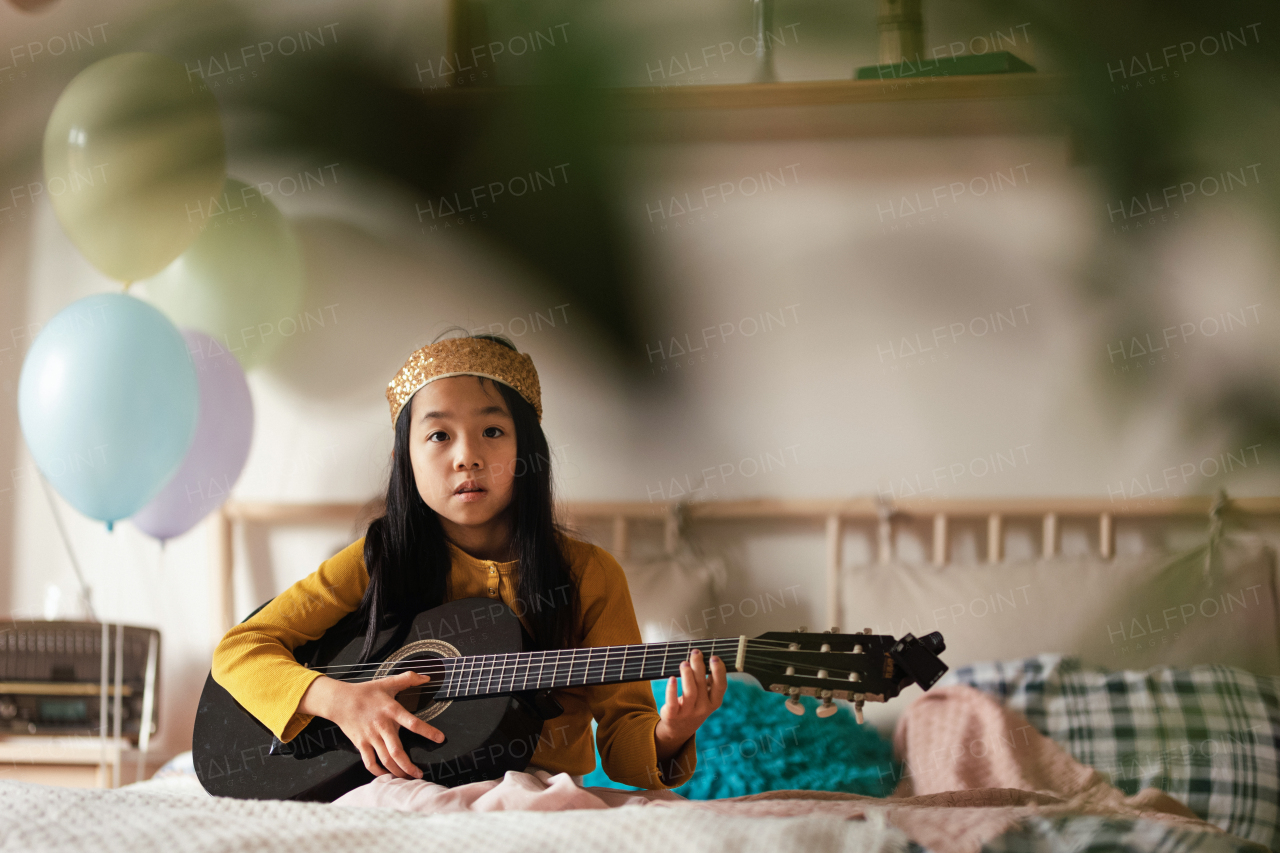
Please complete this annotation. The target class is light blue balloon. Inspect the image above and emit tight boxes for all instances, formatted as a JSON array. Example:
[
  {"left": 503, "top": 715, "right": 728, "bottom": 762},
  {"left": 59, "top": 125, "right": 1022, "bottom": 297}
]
[{"left": 18, "top": 293, "right": 199, "bottom": 529}]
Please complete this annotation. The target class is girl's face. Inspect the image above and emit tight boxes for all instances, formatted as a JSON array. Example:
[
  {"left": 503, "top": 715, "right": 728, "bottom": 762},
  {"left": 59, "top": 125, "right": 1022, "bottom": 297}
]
[{"left": 407, "top": 376, "right": 519, "bottom": 537}]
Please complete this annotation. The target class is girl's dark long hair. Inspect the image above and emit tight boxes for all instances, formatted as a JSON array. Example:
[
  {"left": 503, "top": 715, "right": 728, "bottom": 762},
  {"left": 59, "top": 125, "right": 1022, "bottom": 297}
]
[{"left": 350, "top": 334, "right": 578, "bottom": 664}]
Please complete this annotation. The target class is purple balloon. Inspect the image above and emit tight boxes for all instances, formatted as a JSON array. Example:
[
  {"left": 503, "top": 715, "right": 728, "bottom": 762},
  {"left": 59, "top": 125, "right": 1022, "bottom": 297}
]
[{"left": 131, "top": 329, "right": 253, "bottom": 542}]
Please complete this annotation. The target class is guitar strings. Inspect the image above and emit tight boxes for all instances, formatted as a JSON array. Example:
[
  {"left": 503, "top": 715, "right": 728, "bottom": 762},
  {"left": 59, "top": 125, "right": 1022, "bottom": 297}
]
[
  {"left": 305, "top": 640, "right": 860, "bottom": 681},
  {"left": 305, "top": 638, "right": 749, "bottom": 676},
  {"left": 321, "top": 640, "right": 751, "bottom": 691},
  {"left": 357, "top": 640, "right": 750, "bottom": 689},
  {"left": 296, "top": 637, "right": 829, "bottom": 676},
  {"left": 335, "top": 648, "right": 883, "bottom": 700},
  {"left": 399, "top": 654, "right": 878, "bottom": 702},
  {"left": 303, "top": 644, "right": 883, "bottom": 690},
  {"left": 299, "top": 635, "right": 883, "bottom": 677},
  {"left": 301, "top": 632, "right": 873, "bottom": 672}
]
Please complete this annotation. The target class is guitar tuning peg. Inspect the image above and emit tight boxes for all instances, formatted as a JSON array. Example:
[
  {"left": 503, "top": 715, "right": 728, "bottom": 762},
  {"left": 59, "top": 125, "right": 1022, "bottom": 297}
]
[
  {"left": 785, "top": 697, "right": 805, "bottom": 715},
  {"left": 853, "top": 699, "right": 865, "bottom": 725},
  {"left": 796, "top": 626, "right": 808, "bottom": 633},
  {"left": 816, "top": 698, "right": 837, "bottom": 718}
]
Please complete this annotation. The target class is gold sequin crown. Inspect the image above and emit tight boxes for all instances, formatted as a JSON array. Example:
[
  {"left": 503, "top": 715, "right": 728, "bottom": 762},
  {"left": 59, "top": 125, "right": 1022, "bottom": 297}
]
[{"left": 386, "top": 337, "right": 543, "bottom": 426}]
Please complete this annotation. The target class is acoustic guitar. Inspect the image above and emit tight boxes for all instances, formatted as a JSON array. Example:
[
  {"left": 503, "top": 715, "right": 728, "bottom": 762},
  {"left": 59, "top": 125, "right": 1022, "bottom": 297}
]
[{"left": 194, "top": 596, "right": 947, "bottom": 801}]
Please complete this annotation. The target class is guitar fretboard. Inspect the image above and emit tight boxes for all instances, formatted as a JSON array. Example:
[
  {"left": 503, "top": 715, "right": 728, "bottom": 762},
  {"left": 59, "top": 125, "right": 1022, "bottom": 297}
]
[{"left": 437, "top": 638, "right": 744, "bottom": 698}]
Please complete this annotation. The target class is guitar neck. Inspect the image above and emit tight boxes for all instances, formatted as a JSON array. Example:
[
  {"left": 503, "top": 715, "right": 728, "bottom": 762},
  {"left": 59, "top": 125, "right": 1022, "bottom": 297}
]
[{"left": 438, "top": 638, "right": 744, "bottom": 699}]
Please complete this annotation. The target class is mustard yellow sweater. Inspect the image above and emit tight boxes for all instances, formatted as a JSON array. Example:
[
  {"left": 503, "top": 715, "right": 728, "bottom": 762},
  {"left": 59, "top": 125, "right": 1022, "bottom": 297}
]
[{"left": 211, "top": 534, "right": 696, "bottom": 790}]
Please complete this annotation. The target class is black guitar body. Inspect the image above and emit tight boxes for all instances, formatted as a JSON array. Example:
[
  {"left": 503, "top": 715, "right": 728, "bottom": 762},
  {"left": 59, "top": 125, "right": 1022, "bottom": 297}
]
[
  {"left": 195, "top": 593, "right": 951, "bottom": 802},
  {"left": 194, "top": 598, "right": 551, "bottom": 802}
]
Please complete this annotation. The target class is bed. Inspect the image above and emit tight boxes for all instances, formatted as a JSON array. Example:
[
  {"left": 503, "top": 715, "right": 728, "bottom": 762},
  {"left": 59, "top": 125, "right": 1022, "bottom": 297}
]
[
  {"left": 4, "top": 664, "right": 1273, "bottom": 853},
  {"left": 0, "top": 774, "right": 910, "bottom": 853},
  {"left": 4, "top": 495, "right": 1275, "bottom": 853}
]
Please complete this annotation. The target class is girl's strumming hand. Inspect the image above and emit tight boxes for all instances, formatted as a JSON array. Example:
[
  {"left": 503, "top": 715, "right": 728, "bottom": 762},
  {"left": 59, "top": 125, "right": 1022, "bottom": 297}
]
[
  {"left": 655, "top": 648, "right": 727, "bottom": 762},
  {"left": 310, "top": 670, "right": 444, "bottom": 780}
]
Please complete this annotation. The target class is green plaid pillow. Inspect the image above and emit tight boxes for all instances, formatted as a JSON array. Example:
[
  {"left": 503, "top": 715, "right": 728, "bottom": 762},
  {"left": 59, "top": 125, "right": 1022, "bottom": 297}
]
[
  {"left": 984, "top": 815, "right": 1270, "bottom": 853},
  {"left": 945, "top": 654, "right": 1280, "bottom": 852}
]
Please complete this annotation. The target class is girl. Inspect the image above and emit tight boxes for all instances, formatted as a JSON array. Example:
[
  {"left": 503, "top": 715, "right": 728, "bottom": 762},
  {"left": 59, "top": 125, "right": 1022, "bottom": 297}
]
[{"left": 212, "top": 333, "right": 726, "bottom": 790}]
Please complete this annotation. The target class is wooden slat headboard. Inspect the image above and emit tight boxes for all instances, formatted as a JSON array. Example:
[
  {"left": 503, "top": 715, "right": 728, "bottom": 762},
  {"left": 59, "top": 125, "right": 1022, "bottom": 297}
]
[{"left": 208, "top": 496, "right": 1280, "bottom": 645}]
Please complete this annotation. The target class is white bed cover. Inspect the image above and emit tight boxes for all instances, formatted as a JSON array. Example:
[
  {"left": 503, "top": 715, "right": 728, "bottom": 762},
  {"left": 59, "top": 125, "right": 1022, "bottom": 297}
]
[{"left": 0, "top": 776, "right": 906, "bottom": 853}]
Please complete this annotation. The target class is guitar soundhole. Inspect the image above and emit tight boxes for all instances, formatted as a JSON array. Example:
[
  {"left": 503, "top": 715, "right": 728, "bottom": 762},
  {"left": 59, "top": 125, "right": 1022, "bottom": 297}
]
[
  {"left": 392, "top": 654, "right": 447, "bottom": 713},
  {"left": 372, "top": 639, "right": 460, "bottom": 723}
]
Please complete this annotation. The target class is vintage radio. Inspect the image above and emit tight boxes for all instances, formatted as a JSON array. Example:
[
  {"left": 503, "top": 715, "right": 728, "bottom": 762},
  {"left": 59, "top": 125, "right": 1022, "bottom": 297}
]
[{"left": 0, "top": 621, "right": 160, "bottom": 740}]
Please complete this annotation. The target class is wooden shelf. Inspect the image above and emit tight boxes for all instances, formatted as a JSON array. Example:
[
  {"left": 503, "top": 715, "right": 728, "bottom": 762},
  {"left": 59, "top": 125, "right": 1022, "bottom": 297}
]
[
  {"left": 0, "top": 735, "right": 163, "bottom": 788},
  {"left": 615, "top": 74, "right": 1067, "bottom": 141},
  {"left": 0, "top": 735, "right": 136, "bottom": 764},
  {"left": 609, "top": 74, "right": 1063, "bottom": 111},
  {"left": 415, "top": 74, "right": 1069, "bottom": 140}
]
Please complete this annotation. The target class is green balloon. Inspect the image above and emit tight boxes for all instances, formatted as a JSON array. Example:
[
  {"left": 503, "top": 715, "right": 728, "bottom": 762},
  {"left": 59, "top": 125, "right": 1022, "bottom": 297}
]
[
  {"left": 142, "top": 178, "right": 304, "bottom": 370},
  {"left": 43, "top": 52, "right": 226, "bottom": 282}
]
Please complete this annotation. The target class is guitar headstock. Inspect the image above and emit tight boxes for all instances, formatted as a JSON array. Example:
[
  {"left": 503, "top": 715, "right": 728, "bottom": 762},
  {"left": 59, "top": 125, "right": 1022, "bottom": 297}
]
[{"left": 740, "top": 628, "right": 947, "bottom": 722}]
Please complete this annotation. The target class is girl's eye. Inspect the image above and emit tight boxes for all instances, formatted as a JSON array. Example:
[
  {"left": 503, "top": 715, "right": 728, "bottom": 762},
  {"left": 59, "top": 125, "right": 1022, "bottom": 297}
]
[
  {"left": 483, "top": 426, "right": 504, "bottom": 438},
  {"left": 427, "top": 431, "right": 448, "bottom": 442}
]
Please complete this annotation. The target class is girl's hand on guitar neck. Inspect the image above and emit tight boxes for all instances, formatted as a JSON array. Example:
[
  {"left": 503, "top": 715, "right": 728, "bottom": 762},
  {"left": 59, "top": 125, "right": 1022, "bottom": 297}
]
[
  {"left": 655, "top": 649, "right": 727, "bottom": 765},
  {"left": 299, "top": 670, "right": 443, "bottom": 780}
]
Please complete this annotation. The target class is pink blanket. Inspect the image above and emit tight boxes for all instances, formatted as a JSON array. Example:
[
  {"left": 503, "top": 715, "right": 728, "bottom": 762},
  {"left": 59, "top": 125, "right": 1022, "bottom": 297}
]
[{"left": 334, "top": 685, "right": 1223, "bottom": 853}]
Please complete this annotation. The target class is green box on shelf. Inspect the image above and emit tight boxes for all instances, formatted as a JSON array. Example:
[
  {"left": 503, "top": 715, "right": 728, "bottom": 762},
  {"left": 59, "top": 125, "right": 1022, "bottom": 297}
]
[{"left": 855, "top": 50, "right": 1035, "bottom": 81}]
